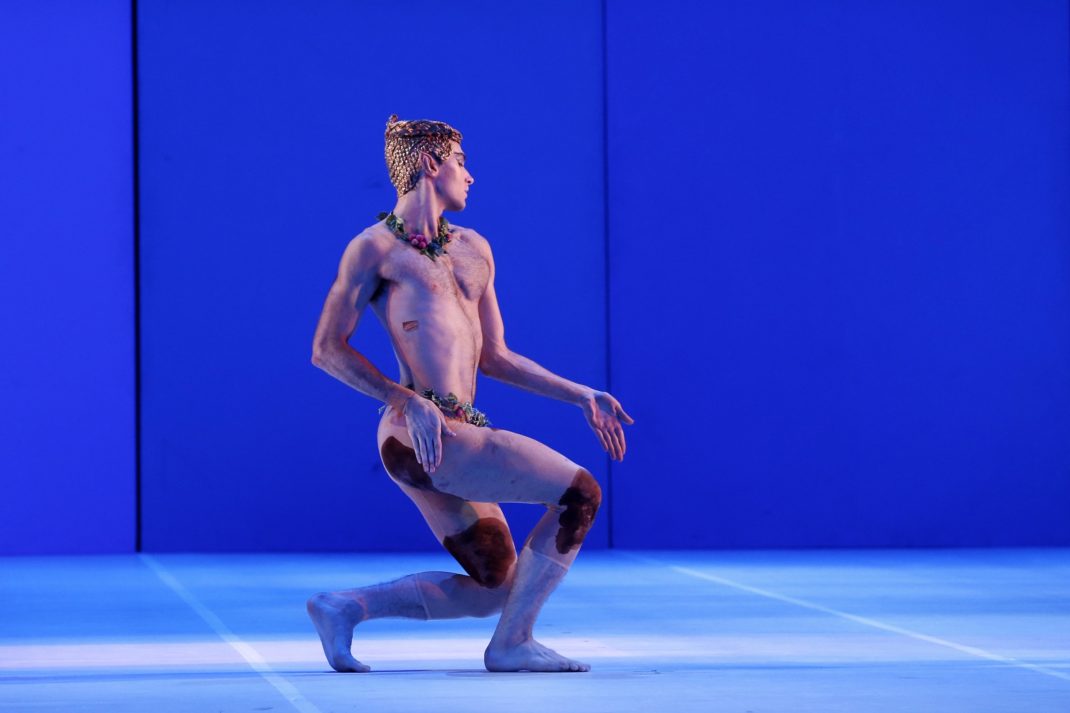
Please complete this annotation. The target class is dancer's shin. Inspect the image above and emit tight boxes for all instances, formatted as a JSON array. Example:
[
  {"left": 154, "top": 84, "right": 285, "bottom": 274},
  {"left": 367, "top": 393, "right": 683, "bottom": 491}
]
[{"left": 489, "top": 544, "right": 570, "bottom": 647}]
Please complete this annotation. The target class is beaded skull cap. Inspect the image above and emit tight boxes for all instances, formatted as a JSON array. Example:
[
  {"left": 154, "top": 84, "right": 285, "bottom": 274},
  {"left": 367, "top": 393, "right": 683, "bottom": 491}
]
[{"left": 384, "top": 114, "right": 463, "bottom": 197}]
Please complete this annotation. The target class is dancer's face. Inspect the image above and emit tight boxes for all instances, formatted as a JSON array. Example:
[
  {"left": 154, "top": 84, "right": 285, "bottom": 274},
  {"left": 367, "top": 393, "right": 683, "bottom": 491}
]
[{"left": 427, "top": 141, "right": 474, "bottom": 211}]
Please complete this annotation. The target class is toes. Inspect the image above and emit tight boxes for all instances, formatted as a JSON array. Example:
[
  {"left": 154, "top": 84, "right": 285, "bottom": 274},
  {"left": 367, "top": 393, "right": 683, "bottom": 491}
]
[
  {"left": 483, "top": 642, "right": 590, "bottom": 673},
  {"left": 558, "top": 656, "right": 589, "bottom": 672},
  {"left": 331, "top": 655, "right": 370, "bottom": 673}
]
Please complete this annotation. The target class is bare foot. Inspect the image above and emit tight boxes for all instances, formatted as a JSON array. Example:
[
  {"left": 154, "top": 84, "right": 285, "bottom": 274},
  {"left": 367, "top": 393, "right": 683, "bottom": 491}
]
[
  {"left": 484, "top": 638, "right": 590, "bottom": 672},
  {"left": 306, "top": 592, "right": 371, "bottom": 673}
]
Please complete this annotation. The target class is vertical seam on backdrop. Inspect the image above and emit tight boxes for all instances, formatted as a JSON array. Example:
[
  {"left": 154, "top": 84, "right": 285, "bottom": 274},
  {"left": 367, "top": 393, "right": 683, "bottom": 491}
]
[
  {"left": 140, "top": 555, "right": 325, "bottom": 713},
  {"left": 131, "top": 0, "right": 143, "bottom": 553},
  {"left": 600, "top": 0, "right": 614, "bottom": 549},
  {"left": 624, "top": 553, "right": 1070, "bottom": 683}
]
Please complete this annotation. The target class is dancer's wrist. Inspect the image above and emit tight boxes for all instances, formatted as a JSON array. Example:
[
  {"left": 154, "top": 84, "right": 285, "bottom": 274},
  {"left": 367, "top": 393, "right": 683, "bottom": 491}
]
[
  {"left": 387, "top": 386, "right": 416, "bottom": 411},
  {"left": 574, "top": 387, "right": 599, "bottom": 408}
]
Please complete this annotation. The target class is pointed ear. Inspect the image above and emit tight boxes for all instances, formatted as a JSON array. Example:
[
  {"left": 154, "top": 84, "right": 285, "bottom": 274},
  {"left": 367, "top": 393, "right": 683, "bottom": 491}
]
[{"left": 418, "top": 150, "right": 440, "bottom": 178}]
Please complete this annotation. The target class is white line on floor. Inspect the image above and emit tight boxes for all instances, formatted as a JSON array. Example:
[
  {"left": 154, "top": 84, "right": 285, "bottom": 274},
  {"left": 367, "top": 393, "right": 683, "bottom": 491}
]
[
  {"left": 624, "top": 552, "right": 1070, "bottom": 683},
  {"left": 140, "top": 554, "right": 324, "bottom": 713}
]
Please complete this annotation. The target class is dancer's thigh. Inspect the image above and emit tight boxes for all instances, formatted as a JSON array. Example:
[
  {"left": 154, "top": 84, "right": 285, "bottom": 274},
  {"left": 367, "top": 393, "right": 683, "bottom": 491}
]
[
  {"left": 390, "top": 478, "right": 518, "bottom": 589},
  {"left": 393, "top": 481, "right": 503, "bottom": 544},
  {"left": 377, "top": 405, "right": 583, "bottom": 505}
]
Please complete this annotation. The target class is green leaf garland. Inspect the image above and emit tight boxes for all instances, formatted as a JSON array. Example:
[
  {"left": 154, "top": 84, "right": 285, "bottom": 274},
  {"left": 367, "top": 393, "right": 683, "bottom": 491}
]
[{"left": 378, "top": 211, "right": 453, "bottom": 261}]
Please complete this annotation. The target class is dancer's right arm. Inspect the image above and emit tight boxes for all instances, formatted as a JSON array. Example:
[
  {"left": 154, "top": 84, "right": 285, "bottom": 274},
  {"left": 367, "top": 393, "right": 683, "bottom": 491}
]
[
  {"left": 312, "top": 233, "right": 456, "bottom": 472},
  {"left": 311, "top": 234, "right": 413, "bottom": 410}
]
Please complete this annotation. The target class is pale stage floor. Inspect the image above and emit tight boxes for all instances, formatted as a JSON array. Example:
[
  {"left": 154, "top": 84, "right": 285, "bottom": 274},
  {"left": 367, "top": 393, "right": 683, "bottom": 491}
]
[{"left": 1, "top": 549, "right": 1068, "bottom": 712}]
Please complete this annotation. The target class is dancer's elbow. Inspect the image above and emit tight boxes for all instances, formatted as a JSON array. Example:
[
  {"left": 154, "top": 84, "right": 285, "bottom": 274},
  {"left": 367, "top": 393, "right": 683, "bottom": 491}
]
[
  {"left": 478, "top": 346, "right": 510, "bottom": 377},
  {"left": 311, "top": 342, "right": 335, "bottom": 368}
]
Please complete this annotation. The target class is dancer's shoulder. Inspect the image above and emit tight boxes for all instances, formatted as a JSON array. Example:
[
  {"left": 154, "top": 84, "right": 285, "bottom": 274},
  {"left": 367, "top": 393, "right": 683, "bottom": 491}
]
[
  {"left": 450, "top": 223, "right": 491, "bottom": 255},
  {"left": 336, "top": 223, "right": 394, "bottom": 273},
  {"left": 351, "top": 221, "right": 398, "bottom": 251}
]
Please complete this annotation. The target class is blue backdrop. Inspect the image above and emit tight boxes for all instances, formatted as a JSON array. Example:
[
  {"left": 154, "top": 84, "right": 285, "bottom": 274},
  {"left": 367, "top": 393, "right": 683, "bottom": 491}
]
[
  {"left": 0, "top": 0, "right": 135, "bottom": 554},
  {"left": 2, "top": 0, "right": 1067, "bottom": 554},
  {"left": 608, "top": 0, "right": 1070, "bottom": 547},
  {"left": 136, "top": 0, "right": 608, "bottom": 552}
]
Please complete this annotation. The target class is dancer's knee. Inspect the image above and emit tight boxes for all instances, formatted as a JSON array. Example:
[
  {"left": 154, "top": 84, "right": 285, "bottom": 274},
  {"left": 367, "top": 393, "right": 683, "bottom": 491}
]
[
  {"left": 442, "top": 518, "right": 517, "bottom": 589},
  {"left": 554, "top": 468, "right": 602, "bottom": 554}
]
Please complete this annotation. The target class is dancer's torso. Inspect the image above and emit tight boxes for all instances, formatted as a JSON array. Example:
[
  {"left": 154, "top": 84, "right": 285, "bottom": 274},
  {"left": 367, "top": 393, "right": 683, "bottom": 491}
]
[{"left": 367, "top": 224, "right": 490, "bottom": 406}]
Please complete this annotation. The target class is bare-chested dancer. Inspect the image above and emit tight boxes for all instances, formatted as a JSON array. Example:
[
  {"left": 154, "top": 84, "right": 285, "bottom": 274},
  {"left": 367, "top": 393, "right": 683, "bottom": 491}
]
[{"left": 306, "top": 115, "right": 633, "bottom": 673}]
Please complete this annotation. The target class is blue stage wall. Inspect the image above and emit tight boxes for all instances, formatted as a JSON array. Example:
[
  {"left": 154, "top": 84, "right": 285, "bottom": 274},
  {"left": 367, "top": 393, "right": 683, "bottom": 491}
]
[
  {"left": 607, "top": 0, "right": 1070, "bottom": 547},
  {"left": 137, "top": 0, "right": 608, "bottom": 551},
  {"left": 3, "top": 1, "right": 1067, "bottom": 554},
  {"left": 0, "top": 1, "right": 135, "bottom": 554}
]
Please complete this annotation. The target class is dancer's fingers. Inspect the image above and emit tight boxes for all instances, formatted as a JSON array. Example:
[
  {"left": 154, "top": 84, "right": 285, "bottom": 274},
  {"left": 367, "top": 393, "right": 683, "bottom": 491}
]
[
  {"left": 605, "top": 427, "right": 621, "bottom": 460},
  {"left": 412, "top": 432, "right": 428, "bottom": 472},
  {"left": 611, "top": 428, "right": 624, "bottom": 460},
  {"left": 407, "top": 429, "right": 418, "bottom": 466},
  {"left": 594, "top": 427, "right": 610, "bottom": 453},
  {"left": 616, "top": 427, "right": 627, "bottom": 457},
  {"left": 431, "top": 431, "right": 442, "bottom": 469},
  {"left": 423, "top": 434, "right": 432, "bottom": 470},
  {"left": 617, "top": 406, "right": 635, "bottom": 424},
  {"left": 422, "top": 435, "right": 432, "bottom": 473}
]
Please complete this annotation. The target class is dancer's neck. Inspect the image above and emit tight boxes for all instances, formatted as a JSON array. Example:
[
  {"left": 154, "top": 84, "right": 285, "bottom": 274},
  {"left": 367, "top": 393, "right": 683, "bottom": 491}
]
[{"left": 391, "top": 185, "right": 446, "bottom": 238}]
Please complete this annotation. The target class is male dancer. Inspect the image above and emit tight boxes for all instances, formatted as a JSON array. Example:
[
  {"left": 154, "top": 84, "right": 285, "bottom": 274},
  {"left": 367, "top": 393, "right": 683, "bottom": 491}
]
[{"left": 307, "top": 115, "right": 633, "bottom": 673}]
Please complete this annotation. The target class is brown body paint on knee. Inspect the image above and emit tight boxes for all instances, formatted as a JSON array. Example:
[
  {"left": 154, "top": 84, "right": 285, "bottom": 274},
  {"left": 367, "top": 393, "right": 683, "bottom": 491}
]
[
  {"left": 442, "top": 518, "right": 516, "bottom": 589},
  {"left": 402, "top": 320, "right": 419, "bottom": 332},
  {"left": 555, "top": 469, "right": 602, "bottom": 554},
  {"left": 380, "top": 436, "right": 436, "bottom": 491}
]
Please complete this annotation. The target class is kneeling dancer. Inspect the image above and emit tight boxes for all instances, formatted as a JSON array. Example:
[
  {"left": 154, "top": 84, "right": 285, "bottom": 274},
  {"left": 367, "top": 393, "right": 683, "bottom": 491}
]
[{"left": 307, "top": 115, "right": 634, "bottom": 673}]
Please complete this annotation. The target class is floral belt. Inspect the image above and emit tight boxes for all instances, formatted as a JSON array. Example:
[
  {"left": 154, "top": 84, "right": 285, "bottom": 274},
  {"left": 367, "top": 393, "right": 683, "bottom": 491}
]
[
  {"left": 380, "top": 385, "right": 491, "bottom": 428},
  {"left": 421, "top": 388, "right": 491, "bottom": 427}
]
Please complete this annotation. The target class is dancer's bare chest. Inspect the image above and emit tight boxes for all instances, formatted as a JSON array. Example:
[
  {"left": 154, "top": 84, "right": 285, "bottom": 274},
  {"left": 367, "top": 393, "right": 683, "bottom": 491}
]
[{"left": 380, "top": 238, "right": 490, "bottom": 306}]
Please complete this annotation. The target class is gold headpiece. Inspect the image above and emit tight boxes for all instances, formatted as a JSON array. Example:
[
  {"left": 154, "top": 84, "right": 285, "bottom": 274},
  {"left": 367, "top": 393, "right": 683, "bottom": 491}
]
[{"left": 384, "top": 114, "right": 463, "bottom": 196}]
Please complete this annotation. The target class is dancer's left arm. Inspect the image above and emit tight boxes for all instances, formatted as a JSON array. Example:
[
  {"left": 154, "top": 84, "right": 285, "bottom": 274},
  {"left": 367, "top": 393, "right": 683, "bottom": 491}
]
[{"left": 475, "top": 234, "right": 634, "bottom": 460}]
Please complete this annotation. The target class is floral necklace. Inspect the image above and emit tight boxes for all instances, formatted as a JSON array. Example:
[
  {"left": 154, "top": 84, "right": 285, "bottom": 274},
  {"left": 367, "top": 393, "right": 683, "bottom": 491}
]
[{"left": 377, "top": 211, "right": 453, "bottom": 261}]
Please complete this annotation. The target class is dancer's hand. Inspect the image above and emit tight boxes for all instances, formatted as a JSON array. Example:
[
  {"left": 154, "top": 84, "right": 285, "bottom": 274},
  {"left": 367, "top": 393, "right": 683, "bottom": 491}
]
[
  {"left": 580, "top": 390, "right": 634, "bottom": 461},
  {"left": 403, "top": 395, "right": 457, "bottom": 473}
]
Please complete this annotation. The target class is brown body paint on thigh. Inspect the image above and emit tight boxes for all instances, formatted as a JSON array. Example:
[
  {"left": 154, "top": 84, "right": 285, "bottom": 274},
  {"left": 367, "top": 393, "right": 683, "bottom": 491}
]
[
  {"left": 555, "top": 469, "right": 602, "bottom": 554},
  {"left": 402, "top": 320, "right": 419, "bottom": 332},
  {"left": 380, "top": 436, "right": 436, "bottom": 491},
  {"left": 442, "top": 518, "right": 516, "bottom": 589}
]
